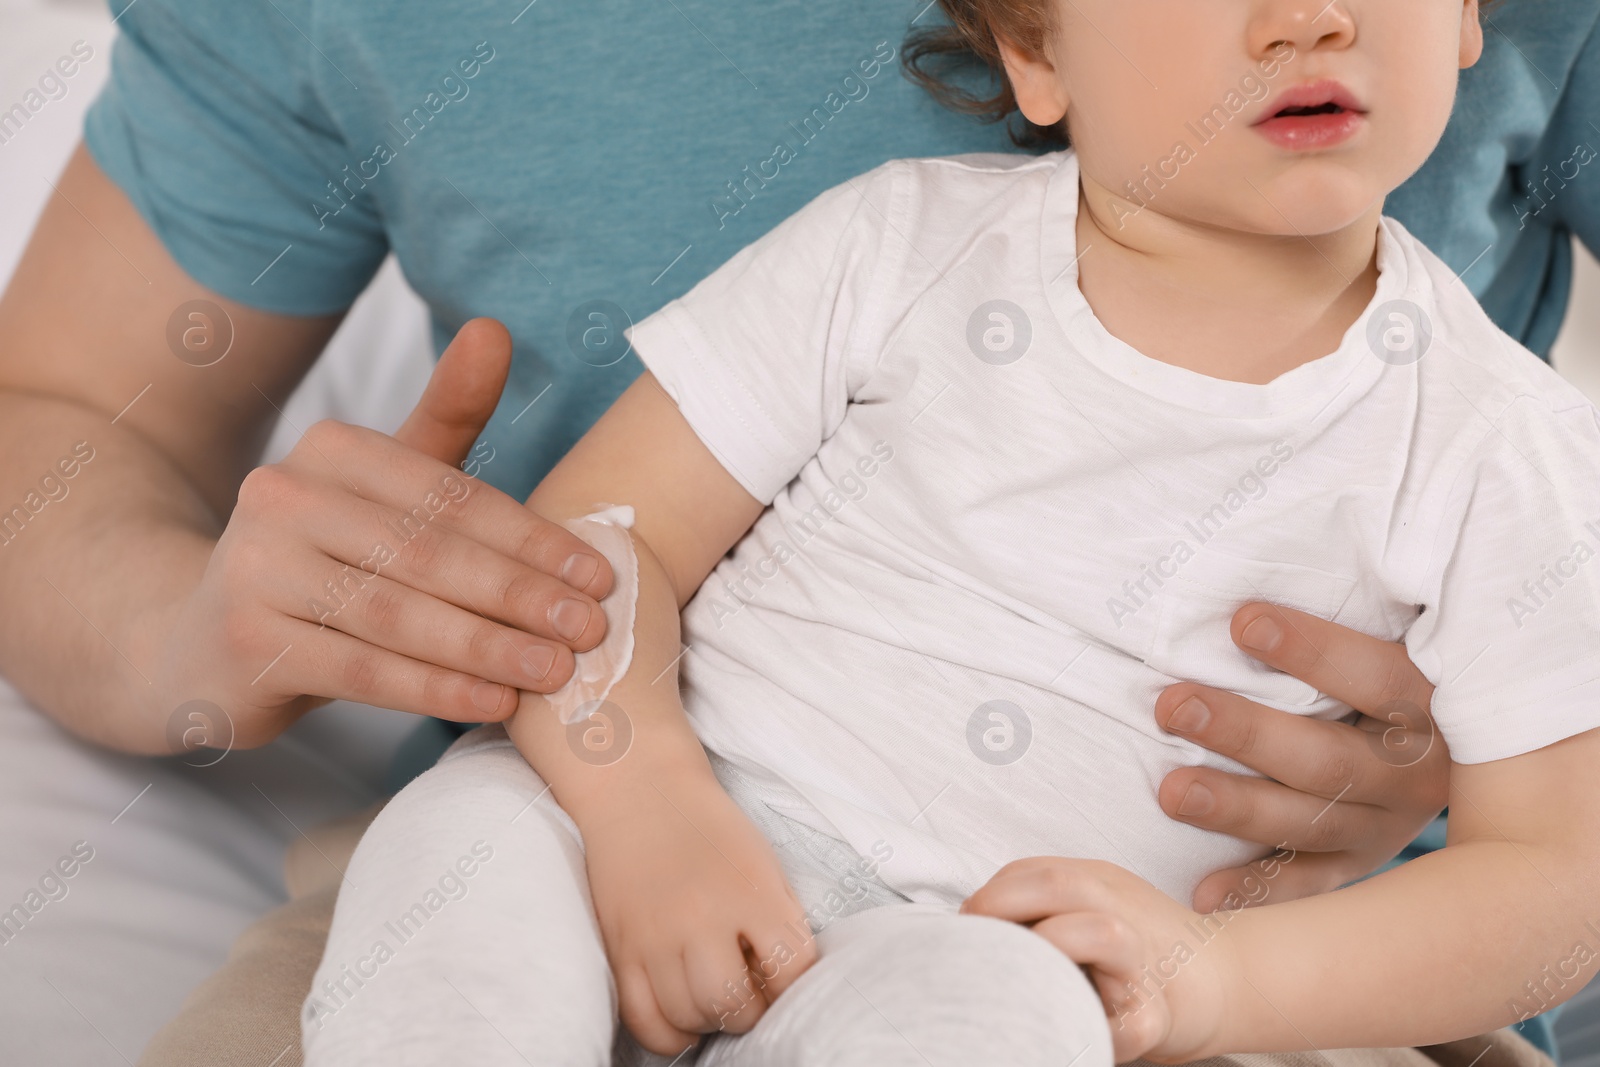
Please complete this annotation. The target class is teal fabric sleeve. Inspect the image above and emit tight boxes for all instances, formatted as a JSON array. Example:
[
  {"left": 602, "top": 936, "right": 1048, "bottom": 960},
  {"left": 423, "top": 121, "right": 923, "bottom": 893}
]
[{"left": 84, "top": 0, "right": 388, "bottom": 315}]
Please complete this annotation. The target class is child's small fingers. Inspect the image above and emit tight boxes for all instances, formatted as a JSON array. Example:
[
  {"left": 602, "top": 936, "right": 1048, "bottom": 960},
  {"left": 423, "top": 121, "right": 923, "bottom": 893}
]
[
  {"left": 1105, "top": 985, "right": 1169, "bottom": 1064},
  {"left": 617, "top": 962, "right": 698, "bottom": 1057},
  {"left": 962, "top": 858, "right": 1121, "bottom": 923},
  {"left": 643, "top": 952, "right": 709, "bottom": 1037},
  {"left": 1032, "top": 912, "right": 1144, "bottom": 980},
  {"left": 686, "top": 941, "right": 767, "bottom": 1035},
  {"left": 743, "top": 918, "right": 818, "bottom": 1003},
  {"left": 1078, "top": 957, "right": 1170, "bottom": 1062}
]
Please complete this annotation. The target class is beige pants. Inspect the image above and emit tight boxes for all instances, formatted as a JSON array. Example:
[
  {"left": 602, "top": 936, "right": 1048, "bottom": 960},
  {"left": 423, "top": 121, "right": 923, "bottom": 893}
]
[{"left": 136, "top": 803, "right": 1556, "bottom": 1067}]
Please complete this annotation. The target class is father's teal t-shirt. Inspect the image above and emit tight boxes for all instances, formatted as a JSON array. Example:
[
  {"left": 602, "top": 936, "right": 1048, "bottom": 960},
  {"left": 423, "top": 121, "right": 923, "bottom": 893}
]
[{"left": 85, "top": 0, "right": 1600, "bottom": 502}]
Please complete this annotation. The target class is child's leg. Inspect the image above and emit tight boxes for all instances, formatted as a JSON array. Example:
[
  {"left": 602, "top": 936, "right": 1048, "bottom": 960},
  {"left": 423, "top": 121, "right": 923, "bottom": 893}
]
[
  {"left": 300, "top": 725, "right": 615, "bottom": 1067},
  {"left": 697, "top": 902, "right": 1114, "bottom": 1067}
]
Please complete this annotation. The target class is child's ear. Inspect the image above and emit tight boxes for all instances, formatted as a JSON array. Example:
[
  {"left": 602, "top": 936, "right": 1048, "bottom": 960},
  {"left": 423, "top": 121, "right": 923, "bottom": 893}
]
[
  {"left": 996, "top": 36, "right": 1071, "bottom": 127},
  {"left": 1459, "top": 0, "right": 1485, "bottom": 68}
]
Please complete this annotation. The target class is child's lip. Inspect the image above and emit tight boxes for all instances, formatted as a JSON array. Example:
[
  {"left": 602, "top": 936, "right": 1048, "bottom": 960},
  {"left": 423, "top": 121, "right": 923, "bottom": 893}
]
[
  {"left": 1253, "top": 78, "right": 1367, "bottom": 125},
  {"left": 1252, "top": 108, "right": 1366, "bottom": 151}
]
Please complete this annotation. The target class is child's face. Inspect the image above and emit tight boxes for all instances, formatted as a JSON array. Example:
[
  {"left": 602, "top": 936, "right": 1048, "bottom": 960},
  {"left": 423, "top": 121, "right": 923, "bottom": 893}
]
[{"left": 1001, "top": 0, "right": 1484, "bottom": 236}]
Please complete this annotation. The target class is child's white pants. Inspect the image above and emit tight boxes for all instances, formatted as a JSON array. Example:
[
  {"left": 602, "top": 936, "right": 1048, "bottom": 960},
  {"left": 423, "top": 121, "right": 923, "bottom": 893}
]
[{"left": 301, "top": 725, "right": 1113, "bottom": 1067}]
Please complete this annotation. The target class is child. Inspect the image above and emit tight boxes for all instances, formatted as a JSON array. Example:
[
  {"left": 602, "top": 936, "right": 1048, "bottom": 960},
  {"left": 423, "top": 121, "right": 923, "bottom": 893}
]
[{"left": 304, "top": 1, "right": 1600, "bottom": 1064}]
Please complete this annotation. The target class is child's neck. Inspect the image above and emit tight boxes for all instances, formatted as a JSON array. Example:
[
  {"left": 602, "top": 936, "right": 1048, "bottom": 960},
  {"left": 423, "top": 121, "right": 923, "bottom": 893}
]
[{"left": 1073, "top": 174, "right": 1383, "bottom": 387}]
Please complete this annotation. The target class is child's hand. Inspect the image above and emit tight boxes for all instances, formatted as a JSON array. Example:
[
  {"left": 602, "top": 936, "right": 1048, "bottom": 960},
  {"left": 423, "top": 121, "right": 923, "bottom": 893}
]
[
  {"left": 577, "top": 767, "right": 818, "bottom": 1056},
  {"left": 962, "top": 858, "right": 1238, "bottom": 1064}
]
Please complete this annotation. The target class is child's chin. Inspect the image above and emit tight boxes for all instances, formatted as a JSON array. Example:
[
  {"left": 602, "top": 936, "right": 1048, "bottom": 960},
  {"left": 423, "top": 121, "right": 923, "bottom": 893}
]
[{"left": 1229, "top": 167, "right": 1384, "bottom": 238}]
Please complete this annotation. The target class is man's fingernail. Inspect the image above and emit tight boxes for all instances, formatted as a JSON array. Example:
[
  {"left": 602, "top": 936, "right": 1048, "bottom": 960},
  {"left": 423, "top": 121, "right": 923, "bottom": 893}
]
[
  {"left": 550, "top": 598, "right": 592, "bottom": 642},
  {"left": 519, "top": 644, "right": 558, "bottom": 683},
  {"left": 1167, "top": 696, "right": 1210, "bottom": 735},
  {"left": 1241, "top": 616, "right": 1283, "bottom": 653},
  {"left": 560, "top": 553, "right": 598, "bottom": 589},
  {"left": 1177, "top": 782, "right": 1215, "bottom": 817},
  {"left": 471, "top": 681, "right": 507, "bottom": 715}
]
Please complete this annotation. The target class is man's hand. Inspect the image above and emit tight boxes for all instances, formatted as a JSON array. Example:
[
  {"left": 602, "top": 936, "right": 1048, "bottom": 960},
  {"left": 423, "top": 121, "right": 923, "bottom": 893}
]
[
  {"left": 1156, "top": 602, "right": 1448, "bottom": 912},
  {"left": 579, "top": 764, "right": 818, "bottom": 1056},
  {"left": 155, "top": 319, "right": 616, "bottom": 746},
  {"left": 0, "top": 149, "right": 615, "bottom": 752}
]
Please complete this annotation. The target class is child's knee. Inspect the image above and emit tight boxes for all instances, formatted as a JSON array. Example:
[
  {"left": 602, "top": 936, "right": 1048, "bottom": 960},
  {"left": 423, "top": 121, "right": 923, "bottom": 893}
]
[
  {"left": 804, "top": 906, "right": 1113, "bottom": 1066},
  {"left": 905, "top": 911, "right": 1107, "bottom": 1027},
  {"left": 306, "top": 724, "right": 608, "bottom": 1064},
  {"left": 375, "top": 724, "right": 567, "bottom": 835}
]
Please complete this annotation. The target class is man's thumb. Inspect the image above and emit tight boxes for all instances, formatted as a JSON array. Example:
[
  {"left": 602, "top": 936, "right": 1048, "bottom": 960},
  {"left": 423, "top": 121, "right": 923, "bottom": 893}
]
[{"left": 394, "top": 317, "right": 513, "bottom": 466}]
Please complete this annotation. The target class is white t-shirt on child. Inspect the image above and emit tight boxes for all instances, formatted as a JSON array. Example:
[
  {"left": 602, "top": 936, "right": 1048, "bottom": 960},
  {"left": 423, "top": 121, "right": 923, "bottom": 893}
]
[{"left": 625, "top": 150, "right": 1600, "bottom": 907}]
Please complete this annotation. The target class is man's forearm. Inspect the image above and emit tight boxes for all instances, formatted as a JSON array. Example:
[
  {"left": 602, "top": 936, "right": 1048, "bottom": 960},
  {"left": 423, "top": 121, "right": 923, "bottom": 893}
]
[{"left": 0, "top": 389, "right": 220, "bottom": 750}]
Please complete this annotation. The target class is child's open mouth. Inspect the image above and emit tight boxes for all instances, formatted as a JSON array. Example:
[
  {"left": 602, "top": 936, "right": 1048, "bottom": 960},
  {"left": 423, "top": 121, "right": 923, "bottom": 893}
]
[
  {"left": 1253, "top": 79, "right": 1367, "bottom": 150},
  {"left": 1277, "top": 103, "right": 1346, "bottom": 117}
]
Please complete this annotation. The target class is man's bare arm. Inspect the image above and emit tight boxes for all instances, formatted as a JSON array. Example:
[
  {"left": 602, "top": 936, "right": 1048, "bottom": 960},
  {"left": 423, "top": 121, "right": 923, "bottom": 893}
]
[
  {"left": 0, "top": 145, "right": 614, "bottom": 751},
  {"left": 0, "top": 144, "right": 336, "bottom": 745}
]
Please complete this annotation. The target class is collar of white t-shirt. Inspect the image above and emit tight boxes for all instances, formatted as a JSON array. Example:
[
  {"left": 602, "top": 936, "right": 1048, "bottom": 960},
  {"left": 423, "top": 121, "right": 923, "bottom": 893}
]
[{"left": 1038, "top": 151, "right": 1420, "bottom": 420}]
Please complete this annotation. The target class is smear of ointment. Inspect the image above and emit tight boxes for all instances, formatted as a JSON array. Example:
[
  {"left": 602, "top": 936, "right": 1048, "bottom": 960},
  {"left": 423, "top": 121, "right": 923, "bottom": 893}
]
[{"left": 548, "top": 505, "right": 638, "bottom": 725}]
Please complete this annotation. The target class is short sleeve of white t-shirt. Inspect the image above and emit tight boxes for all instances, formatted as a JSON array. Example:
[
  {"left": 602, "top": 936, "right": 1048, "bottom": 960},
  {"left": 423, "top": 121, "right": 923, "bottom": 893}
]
[
  {"left": 626, "top": 161, "right": 907, "bottom": 505},
  {"left": 1406, "top": 386, "right": 1600, "bottom": 764}
]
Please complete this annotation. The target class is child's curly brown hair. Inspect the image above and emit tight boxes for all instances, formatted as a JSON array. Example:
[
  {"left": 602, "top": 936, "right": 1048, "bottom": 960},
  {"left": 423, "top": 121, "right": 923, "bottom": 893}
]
[
  {"left": 902, "top": 0, "right": 1064, "bottom": 149},
  {"left": 902, "top": 0, "right": 1500, "bottom": 151}
]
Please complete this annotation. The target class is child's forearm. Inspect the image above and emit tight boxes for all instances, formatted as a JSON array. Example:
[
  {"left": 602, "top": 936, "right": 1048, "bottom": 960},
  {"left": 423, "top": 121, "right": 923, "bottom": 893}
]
[
  {"left": 1212, "top": 834, "right": 1594, "bottom": 1052},
  {"left": 505, "top": 523, "right": 719, "bottom": 830},
  {"left": 498, "top": 373, "right": 766, "bottom": 830}
]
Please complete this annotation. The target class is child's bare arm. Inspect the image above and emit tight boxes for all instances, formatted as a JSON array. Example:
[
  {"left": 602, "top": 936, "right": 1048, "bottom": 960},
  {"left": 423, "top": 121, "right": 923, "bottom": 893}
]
[
  {"left": 965, "top": 725, "right": 1600, "bottom": 1061},
  {"left": 506, "top": 372, "right": 818, "bottom": 1055},
  {"left": 1220, "top": 728, "right": 1600, "bottom": 1050}
]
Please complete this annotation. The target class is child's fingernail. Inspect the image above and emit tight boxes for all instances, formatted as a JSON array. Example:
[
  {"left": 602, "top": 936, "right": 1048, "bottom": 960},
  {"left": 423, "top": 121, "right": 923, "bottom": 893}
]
[
  {"left": 1167, "top": 696, "right": 1210, "bottom": 735},
  {"left": 1177, "top": 782, "right": 1215, "bottom": 817},
  {"left": 1241, "top": 616, "right": 1283, "bottom": 653}
]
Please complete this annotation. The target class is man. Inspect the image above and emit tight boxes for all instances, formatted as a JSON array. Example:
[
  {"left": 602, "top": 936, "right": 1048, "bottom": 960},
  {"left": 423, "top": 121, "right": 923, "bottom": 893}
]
[{"left": 0, "top": 0, "right": 1595, "bottom": 1061}]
